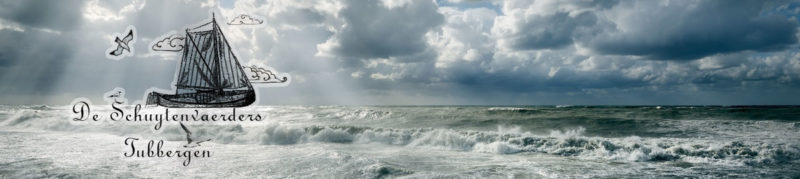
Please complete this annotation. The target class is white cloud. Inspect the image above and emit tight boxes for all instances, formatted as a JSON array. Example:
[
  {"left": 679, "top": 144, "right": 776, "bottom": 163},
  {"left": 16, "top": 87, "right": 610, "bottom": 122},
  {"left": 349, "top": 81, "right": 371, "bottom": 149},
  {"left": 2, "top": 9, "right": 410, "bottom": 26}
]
[
  {"left": 370, "top": 72, "right": 396, "bottom": 80},
  {"left": 0, "top": 18, "right": 25, "bottom": 32},
  {"left": 82, "top": 0, "right": 145, "bottom": 22},
  {"left": 548, "top": 67, "right": 559, "bottom": 78},
  {"left": 3, "top": 0, "right": 800, "bottom": 105},
  {"left": 83, "top": 0, "right": 123, "bottom": 22},
  {"left": 429, "top": 7, "right": 496, "bottom": 68},
  {"left": 382, "top": 0, "right": 413, "bottom": 9}
]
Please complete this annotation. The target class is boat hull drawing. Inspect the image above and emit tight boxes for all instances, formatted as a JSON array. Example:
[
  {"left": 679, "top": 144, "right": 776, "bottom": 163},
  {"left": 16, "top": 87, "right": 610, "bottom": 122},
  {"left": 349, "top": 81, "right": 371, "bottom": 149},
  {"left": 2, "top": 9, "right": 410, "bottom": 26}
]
[
  {"left": 146, "top": 90, "right": 254, "bottom": 108},
  {"left": 146, "top": 14, "right": 261, "bottom": 108}
]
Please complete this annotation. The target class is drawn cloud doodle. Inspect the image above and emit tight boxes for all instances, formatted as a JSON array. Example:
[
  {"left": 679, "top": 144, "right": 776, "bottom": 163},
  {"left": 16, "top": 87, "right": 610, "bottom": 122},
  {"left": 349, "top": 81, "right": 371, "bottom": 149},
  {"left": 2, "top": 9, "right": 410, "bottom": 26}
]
[
  {"left": 227, "top": 14, "right": 264, "bottom": 25},
  {"left": 151, "top": 34, "right": 185, "bottom": 52},
  {"left": 242, "top": 65, "right": 290, "bottom": 86}
]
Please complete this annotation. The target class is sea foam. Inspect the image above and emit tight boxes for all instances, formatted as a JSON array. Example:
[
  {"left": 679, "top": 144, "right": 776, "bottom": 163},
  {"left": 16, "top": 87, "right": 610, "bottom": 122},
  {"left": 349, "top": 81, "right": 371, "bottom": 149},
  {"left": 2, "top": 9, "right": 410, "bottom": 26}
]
[{"left": 2, "top": 106, "right": 799, "bottom": 168}]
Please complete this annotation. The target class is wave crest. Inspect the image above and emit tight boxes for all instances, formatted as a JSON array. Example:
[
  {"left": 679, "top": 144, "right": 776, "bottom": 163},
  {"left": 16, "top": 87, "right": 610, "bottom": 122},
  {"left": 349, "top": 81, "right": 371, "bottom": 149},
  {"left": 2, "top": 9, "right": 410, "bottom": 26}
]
[{"left": 2, "top": 108, "right": 798, "bottom": 167}]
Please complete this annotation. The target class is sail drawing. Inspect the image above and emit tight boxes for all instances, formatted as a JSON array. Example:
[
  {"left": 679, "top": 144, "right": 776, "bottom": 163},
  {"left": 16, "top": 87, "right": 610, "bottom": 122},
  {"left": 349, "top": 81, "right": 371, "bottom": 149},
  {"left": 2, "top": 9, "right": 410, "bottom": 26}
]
[{"left": 146, "top": 14, "right": 256, "bottom": 108}]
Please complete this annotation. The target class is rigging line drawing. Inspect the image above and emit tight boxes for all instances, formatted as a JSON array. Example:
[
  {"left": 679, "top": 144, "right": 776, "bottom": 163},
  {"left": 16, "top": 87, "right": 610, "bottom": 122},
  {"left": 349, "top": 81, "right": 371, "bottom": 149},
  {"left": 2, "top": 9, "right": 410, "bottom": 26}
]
[
  {"left": 144, "top": 12, "right": 289, "bottom": 108},
  {"left": 147, "top": 14, "right": 259, "bottom": 108}
]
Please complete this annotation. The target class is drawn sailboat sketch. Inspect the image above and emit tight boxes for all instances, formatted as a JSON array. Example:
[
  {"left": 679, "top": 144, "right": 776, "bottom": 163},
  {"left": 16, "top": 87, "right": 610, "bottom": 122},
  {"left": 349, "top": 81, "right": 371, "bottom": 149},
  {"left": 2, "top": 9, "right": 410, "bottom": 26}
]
[{"left": 147, "top": 14, "right": 264, "bottom": 108}]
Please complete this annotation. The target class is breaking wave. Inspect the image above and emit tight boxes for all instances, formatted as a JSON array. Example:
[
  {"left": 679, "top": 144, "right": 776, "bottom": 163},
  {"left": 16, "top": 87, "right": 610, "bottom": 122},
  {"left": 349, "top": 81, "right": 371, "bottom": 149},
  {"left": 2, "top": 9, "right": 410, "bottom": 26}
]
[
  {"left": 246, "top": 125, "right": 799, "bottom": 167},
  {"left": 3, "top": 108, "right": 798, "bottom": 167}
]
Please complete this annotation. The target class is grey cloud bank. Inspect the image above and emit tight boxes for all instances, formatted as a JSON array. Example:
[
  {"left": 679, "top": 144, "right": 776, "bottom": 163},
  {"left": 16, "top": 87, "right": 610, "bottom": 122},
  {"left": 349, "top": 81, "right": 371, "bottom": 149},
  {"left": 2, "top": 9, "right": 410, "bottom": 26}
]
[{"left": 1, "top": 0, "right": 800, "bottom": 105}]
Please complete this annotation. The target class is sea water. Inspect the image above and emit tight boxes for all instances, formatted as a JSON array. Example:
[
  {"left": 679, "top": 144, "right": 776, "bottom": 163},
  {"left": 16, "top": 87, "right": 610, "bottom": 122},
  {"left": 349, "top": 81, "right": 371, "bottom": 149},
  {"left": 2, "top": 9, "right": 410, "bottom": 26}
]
[{"left": 1, "top": 105, "right": 798, "bottom": 178}]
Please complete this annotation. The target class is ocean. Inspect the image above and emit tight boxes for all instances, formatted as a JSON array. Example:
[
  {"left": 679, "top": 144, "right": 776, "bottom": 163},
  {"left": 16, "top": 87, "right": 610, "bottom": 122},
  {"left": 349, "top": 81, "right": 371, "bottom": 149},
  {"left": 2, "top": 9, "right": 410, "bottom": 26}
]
[{"left": 1, "top": 105, "right": 799, "bottom": 178}]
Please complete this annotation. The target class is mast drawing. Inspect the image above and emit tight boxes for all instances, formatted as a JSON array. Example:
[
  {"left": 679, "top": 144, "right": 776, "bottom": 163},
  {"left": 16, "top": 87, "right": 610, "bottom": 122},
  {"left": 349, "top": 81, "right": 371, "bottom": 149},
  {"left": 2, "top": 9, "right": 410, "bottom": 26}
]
[{"left": 146, "top": 14, "right": 256, "bottom": 108}]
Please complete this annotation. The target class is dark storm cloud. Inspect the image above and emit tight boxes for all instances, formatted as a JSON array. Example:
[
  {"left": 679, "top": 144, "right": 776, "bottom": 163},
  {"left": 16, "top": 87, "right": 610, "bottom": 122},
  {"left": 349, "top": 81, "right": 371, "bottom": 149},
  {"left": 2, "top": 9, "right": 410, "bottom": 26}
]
[
  {"left": 0, "top": 0, "right": 217, "bottom": 104},
  {"left": 574, "top": 0, "right": 618, "bottom": 9},
  {"left": 508, "top": 12, "right": 596, "bottom": 50},
  {"left": 586, "top": 0, "right": 799, "bottom": 60},
  {"left": 0, "top": 0, "right": 85, "bottom": 31},
  {"left": 0, "top": 31, "right": 71, "bottom": 66},
  {"left": 272, "top": 8, "right": 325, "bottom": 25},
  {"left": 0, "top": 30, "right": 75, "bottom": 96},
  {"left": 0, "top": 0, "right": 86, "bottom": 98},
  {"left": 323, "top": 0, "right": 444, "bottom": 59},
  {"left": 2, "top": 0, "right": 800, "bottom": 105}
]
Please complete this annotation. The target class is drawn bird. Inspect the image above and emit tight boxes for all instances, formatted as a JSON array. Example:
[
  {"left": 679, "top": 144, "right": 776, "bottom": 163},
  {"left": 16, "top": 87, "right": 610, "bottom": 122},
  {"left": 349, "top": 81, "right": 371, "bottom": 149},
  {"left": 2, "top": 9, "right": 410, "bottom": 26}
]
[
  {"left": 109, "top": 29, "right": 134, "bottom": 56},
  {"left": 179, "top": 122, "right": 211, "bottom": 148},
  {"left": 107, "top": 91, "right": 122, "bottom": 98},
  {"left": 107, "top": 91, "right": 124, "bottom": 104}
]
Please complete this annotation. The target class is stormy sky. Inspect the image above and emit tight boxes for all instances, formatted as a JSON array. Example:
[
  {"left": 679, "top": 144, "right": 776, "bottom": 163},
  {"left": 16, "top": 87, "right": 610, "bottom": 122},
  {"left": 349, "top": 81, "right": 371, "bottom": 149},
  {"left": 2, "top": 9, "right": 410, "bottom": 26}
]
[{"left": 1, "top": 0, "right": 800, "bottom": 105}]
